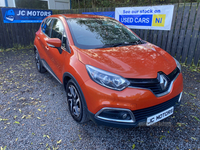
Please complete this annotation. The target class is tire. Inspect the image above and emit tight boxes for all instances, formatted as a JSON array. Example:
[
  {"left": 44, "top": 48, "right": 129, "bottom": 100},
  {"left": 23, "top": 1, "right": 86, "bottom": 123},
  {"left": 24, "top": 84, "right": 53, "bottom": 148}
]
[
  {"left": 65, "top": 79, "right": 88, "bottom": 123},
  {"left": 35, "top": 49, "right": 46, "bottom": 73}
]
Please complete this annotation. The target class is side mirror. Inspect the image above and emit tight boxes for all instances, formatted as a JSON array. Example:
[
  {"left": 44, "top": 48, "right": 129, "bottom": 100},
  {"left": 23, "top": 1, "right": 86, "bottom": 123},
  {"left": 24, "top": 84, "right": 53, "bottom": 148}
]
[{"left": 46, "top": 38, "right": 62, "bottom": 54}]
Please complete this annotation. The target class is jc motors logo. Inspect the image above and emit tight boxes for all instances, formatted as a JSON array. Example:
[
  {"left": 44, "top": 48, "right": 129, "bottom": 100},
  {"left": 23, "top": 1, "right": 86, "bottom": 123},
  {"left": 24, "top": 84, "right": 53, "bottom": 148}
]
[{"left": 4, "top": 9, "right": 15, "bottom": 22}]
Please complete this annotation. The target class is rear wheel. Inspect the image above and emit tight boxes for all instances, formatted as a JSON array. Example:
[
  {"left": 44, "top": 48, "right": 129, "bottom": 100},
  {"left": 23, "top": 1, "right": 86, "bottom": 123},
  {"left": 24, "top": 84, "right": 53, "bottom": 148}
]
[
  {"left": 35, "top": 49, "right": 46, "bottom": 73},
  {"left": 66, "top": 79, "right": 88, "bottom": 123}
]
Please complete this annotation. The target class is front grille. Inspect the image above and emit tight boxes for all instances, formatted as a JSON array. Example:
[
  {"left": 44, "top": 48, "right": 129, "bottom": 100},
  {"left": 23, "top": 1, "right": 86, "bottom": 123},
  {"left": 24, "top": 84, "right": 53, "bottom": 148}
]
[
  {"left": 127, "top": 67, "right": 180, "bottom": 95},
  {"left": 132, "top": 94, "right": 180, "bottom": 122}
]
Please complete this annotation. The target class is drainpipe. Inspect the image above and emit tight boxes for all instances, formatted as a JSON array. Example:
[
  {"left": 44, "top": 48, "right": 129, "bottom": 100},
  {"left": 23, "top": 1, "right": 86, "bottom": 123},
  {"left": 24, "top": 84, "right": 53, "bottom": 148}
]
[{"left": 5, "top": 0, "right": 8, "bottom": 7}]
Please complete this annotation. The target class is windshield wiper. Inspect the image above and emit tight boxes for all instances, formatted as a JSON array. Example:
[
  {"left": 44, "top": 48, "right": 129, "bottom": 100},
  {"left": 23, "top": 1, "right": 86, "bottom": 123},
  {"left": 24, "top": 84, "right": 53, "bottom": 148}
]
[
  {"left": 99, "top": 43, "right": 125, "bottom": 48},
  {"left": 112, "top": 42, "right": 130, "bottom": 47},
  {"left": 111, "top": 40, "right": 143, "bottom": 47},
  {"left": 128, "top": 39, "right": 145, "bottom": 44},
  {"left": 102, "top": 42, "right": 135, "bottom": 48},
  {"left": 100, "top": 40, "right": 145, "bottom": 48}
]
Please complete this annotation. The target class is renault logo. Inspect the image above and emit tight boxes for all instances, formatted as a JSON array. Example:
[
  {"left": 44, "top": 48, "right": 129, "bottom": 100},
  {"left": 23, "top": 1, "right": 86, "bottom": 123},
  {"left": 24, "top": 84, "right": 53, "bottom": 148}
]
[{"left": 159, "top": 74, "right": 168, "bottom": 90}]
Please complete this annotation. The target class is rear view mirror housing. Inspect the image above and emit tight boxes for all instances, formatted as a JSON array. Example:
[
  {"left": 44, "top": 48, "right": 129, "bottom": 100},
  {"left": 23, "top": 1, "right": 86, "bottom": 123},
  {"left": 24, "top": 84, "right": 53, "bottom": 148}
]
[{"left": 46, "top": 38, "right": 62, "bottom": 54}]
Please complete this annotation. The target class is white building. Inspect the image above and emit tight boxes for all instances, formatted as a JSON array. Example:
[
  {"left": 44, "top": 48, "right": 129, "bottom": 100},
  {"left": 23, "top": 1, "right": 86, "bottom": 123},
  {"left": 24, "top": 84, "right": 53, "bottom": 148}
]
[
  {"left": 0, "top": 0, "right": 71, "bottom": 10},
  {"left": 0, "top": 1, "right": 7, "bottom": 7}
]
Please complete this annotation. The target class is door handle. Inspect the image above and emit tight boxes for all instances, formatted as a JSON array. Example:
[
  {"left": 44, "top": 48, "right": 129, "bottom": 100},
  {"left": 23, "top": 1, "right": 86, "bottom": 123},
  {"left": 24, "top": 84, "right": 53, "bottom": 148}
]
[{"left": 45, "top": 46, "right": 49, "bottom": 51}]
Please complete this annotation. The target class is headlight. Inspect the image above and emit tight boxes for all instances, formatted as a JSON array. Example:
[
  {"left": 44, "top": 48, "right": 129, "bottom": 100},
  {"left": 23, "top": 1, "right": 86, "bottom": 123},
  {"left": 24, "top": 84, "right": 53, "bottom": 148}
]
[
  {"left": 173, "top": 57, "right": 181, "bottom": 72},
  {"left": 86, "top": 65, "right": 130, "bottom": 91}
]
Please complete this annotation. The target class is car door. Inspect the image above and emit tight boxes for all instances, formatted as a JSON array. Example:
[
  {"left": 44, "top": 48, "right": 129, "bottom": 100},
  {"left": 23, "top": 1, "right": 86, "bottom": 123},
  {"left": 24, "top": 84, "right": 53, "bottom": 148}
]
[
  {"left": 46, "top": 18, "right": 67, "bottom": 81},
  {"left": 38, "top": 18, "right": 54, "bottom": 63}
]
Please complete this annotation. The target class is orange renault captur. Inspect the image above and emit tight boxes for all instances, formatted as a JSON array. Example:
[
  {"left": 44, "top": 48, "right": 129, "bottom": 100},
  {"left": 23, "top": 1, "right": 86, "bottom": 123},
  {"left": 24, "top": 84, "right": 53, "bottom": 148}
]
[{"left": 34, "top": 14, "right": 183, "bottom": 128}]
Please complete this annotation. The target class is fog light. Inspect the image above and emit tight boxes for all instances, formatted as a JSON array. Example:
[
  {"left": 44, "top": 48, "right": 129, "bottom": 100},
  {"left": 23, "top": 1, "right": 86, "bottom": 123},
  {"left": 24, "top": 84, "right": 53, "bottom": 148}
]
[
  {"left": 178, "top": 92, "right": 182, "bottom": 102},
  {"left": 122, "top": 113, "right": 127, "bottom": 119},
  {"left": 95, "top": 107, "right": 135, "bottom": 123}
]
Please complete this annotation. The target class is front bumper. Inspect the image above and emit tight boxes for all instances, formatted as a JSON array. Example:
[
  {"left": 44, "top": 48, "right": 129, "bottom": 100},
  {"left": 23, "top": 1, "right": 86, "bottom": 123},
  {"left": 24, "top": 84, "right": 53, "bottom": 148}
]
[
  {"left": 81, "top": 73, "right": 183, "bottom": 114},
  {"left": 88, "top": 93, "right": 182, "bottom": 128}
]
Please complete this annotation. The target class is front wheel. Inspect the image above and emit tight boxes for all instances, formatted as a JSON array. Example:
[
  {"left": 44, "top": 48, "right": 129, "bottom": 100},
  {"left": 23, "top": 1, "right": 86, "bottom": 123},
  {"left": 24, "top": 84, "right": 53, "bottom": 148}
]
[{"left": 66, "top": 79, "right": 88, "bottom": 123}]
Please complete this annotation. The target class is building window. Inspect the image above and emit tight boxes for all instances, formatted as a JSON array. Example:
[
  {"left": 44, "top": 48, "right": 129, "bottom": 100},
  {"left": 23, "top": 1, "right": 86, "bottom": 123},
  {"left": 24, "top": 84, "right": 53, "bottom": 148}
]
[{"left": 15, "top": 0, "right": 48, "bottom": 9}]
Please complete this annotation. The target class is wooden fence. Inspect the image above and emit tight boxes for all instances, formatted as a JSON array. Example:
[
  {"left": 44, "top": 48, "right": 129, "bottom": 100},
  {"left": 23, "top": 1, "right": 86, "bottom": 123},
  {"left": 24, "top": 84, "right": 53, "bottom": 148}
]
[{"left": 0, "top": 3, "right": 200, "bottom": 66}]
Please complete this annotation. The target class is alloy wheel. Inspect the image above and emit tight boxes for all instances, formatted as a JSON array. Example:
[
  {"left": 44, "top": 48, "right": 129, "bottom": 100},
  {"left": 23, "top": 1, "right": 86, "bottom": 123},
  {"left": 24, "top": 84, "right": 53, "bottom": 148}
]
[{"left": 67, "top": 84, "right": 81, "bottom": 119}]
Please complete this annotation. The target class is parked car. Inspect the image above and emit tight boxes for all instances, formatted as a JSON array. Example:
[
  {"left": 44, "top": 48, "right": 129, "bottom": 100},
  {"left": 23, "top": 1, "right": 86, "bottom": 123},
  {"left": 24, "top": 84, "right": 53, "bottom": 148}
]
[{"left": 34, "top": 14, "right": 183, "bottom": 128}]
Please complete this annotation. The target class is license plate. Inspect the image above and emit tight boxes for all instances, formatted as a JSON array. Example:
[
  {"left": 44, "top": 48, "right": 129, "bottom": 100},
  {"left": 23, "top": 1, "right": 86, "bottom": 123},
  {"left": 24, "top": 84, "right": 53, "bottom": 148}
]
[{"left": 146, "top": 106, "right": 174, "bottom": 126}]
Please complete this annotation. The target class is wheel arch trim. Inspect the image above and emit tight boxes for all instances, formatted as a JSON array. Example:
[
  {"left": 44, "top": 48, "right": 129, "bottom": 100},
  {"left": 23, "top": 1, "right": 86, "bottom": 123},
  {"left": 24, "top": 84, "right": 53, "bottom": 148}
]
[
  {"left": 63, "top": 72, "right": 88, "bottom": 109},
  {"left": 34, "top": 45, "right": 38, "bottom": 52}
]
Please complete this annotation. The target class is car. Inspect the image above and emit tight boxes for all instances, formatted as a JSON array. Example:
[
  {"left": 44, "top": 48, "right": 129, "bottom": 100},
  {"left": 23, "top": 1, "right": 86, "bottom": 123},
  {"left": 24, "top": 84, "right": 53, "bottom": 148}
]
[{"left": 34, "top": 14, "right": 183, "bottom": 128}]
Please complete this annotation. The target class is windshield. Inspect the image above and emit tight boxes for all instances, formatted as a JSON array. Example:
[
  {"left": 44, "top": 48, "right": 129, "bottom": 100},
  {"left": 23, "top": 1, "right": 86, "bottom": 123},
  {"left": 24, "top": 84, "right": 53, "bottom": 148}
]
[{"left": 66, "top": 18, "right": 141, "bottom": 49}]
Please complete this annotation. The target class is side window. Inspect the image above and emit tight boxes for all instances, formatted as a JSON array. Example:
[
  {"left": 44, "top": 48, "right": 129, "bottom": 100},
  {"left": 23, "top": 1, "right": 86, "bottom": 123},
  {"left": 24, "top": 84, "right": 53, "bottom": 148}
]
[
  {"left": 51, "top": 19, "right": 64, "bottom": 40},
  {"left": 62, "top": 32, "right": 67, "bottom": 49},
  {"left": 51, "top": 19, "right": 67, "bottom": 50},
  {"left": 41, "top": 18, "right": 52, "bottom": 37},
  {"left": 41, "top": 20, "right": 46, "bottom": 31}
]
